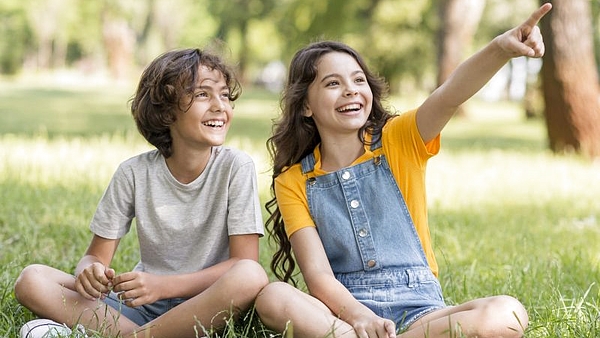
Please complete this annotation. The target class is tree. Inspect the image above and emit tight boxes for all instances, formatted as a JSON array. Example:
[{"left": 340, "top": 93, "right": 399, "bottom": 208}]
[
  {"left": 436, "top": 0, "right": 485, "bottom": 87},
  {"left": 435, "top": 0, "right": 485, "bottom": 115},
  {"left": 539, "top": 0, "right": 600, "bottom": 159},
  {"left": 207, "top": 0, "right": 276, "bottom": 84}
]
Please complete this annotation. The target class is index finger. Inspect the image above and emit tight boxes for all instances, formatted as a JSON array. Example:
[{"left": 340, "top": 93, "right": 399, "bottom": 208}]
[
  {"left": 112, "top": 271, "right": 135, "bottom": 285},
  {"left": 524, "top": 2, "right": 552, "bottom": 27}
]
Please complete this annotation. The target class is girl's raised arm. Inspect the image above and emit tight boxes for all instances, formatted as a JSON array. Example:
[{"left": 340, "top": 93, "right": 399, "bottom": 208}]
[{"left": 416, "top": 3, "right": 552, "bottom": 143}]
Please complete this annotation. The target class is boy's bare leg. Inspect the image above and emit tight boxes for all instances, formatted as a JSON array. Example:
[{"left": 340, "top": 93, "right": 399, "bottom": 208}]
[
  {"left": 15, "top": 264, "right": 138, "bottom": 336},
  {"left": 124, "top": 259, "right": 268, "bottom": 338}
]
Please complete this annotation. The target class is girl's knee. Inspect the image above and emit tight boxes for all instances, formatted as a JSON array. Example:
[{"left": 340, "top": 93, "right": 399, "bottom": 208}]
[
  {"left": 255, "top": 282, "right": 294, "bottom": 313},
  {"left": 481, "top": 295, "right": 529, "bottom": 336}
]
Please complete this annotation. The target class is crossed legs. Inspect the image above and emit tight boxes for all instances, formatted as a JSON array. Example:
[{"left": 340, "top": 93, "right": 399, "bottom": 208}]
[
  {"left": 255, "top": 282, "right": 528, "bottom": 338},
  {"left": 14, "top": 259, "right": 268, "bottom": 337}
]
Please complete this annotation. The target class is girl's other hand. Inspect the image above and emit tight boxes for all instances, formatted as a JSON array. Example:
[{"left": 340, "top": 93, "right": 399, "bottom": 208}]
[{"left": 350, "top": 312, "right": 396, "bottom": 338}]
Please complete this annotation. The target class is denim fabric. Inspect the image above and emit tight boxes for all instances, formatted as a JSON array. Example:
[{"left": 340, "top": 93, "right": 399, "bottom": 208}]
[
  {"left": 103, "top": 292, "right": 187, "bottom": 326},
  {"left": 301, "top": 138, "right": 446, "bottom": 329},
  {"left": 336, "top": 267, "right": 445, "bottom": 331}
]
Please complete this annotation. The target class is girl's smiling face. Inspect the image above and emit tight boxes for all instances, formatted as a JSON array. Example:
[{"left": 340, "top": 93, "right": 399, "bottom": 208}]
[{"left": 304, "top": 51, "right": 373, "bottom": 139}]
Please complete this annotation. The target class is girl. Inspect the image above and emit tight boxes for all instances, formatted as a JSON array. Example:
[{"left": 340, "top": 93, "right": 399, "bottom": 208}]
[
  {"left": 15, "top": 48, "right": 268, "bottom": 338},
  {"left": 256, "top": 4, "right": 551, "bottom": 338}
]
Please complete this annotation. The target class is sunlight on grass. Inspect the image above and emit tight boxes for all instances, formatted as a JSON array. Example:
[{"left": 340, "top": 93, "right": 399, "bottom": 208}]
[
  {"left": 427, "top": 150, "right": 600, "bottom": 211},
  {"left": 1, "top": 83, "right": 599, "bottom": 337},
  {"left": 0, "top": 134, "right": 269, "bottom": 186}
]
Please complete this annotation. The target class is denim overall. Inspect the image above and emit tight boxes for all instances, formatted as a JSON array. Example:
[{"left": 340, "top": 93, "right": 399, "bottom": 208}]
[{"left": 301, "top": 137, "right": 446, "bottom": 331}]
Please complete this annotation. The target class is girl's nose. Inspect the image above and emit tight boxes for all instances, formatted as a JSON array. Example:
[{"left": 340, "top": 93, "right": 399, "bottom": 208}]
[{"left": 345, "top": 88, "right": 358, "bottom": 97}]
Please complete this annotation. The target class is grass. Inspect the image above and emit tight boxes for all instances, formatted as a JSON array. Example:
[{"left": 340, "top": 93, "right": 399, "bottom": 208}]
[{"left": 0, "top": 80, "right": 599, "bottom": 337}]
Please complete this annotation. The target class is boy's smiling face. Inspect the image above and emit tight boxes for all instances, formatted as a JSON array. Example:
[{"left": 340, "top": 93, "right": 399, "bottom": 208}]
[{"left": 169, "top": 65, "right": 233, "bottom": 152}]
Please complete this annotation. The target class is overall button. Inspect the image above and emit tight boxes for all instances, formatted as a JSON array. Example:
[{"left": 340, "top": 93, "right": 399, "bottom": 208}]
[
  {"left": 367, "top": 260, "right": 377, "bottom": 267},
  {"left": 358, "top": 228, "right": 368, "bottom": 237},
  {"left": 350, "top": 200, "right": 360, "bottom": 208},
  {"left": 341, "top": 171, "right": 351, "bottom": 180}
]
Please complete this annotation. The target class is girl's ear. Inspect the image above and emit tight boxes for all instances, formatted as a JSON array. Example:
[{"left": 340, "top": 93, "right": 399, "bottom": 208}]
[{"left": 302, "top": 103, "right": 313, "bottom": 117}]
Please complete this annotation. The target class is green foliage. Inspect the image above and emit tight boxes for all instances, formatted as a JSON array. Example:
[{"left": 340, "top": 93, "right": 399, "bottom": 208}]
[
  {"left": 0, "top": 4, "right": 32, "bottom": 74},
  {"left": 1, "top": 84, "right": 599, "bottom": 337}
]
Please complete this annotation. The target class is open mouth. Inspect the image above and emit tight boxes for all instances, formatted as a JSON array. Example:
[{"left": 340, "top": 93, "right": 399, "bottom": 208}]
[
  {"left": 202, "top": 120, "right": 225, "bottom": 128},
  {"left": 336, "top": 103, "right": 362, "bottom": 113}
]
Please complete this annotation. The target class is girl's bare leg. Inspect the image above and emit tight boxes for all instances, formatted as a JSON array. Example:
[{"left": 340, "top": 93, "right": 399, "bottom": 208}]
[
  {"left": 256, "top": 281, "right": 359, "bottom": 338},
  {"left": 400, "top": 295, "right": 528, "bottom": 338}
]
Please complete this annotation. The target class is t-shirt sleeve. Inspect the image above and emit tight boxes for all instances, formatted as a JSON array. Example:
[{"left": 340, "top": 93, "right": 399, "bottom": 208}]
[
  {"left": 274, "top": 165, "right": 314, "bottom": 238},
  {"left": 384, "top": 109, "right": 440, "bottom": 163},
  {"left": 89, "top": 164, "right": 134, "bottom": 239},
  {"left": 226, "top": 152, "right": 264, "bottom": 236}
]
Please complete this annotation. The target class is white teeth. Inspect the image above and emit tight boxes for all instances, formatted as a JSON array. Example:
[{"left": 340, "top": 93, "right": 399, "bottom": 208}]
[
  {"left": 203, "top": 120, "right": 224, "bottom": 127},
  {"left": 337, "top": 104, "right": 361, "bottom": 112}
]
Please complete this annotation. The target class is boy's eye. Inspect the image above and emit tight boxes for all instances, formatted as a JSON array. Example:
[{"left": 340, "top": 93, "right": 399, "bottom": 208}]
[{"left": 195, "top": 91, "right": 208, "bottom": 98}]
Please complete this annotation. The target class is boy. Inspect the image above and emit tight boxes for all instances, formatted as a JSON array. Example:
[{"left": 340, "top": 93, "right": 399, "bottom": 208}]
[{"left": 15, "top": 48, "right": 268, "bottom": 338}]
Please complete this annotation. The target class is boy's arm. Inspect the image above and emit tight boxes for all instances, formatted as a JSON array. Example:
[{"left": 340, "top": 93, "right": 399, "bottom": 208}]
[
  {"left": 111, "top": 233, "right": 260, "bottom": 306},
  {"left": 416, "top": 3, "right": 552, "bottom": 143}
]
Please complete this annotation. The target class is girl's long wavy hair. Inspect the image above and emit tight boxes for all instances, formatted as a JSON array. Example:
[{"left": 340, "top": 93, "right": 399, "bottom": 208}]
[
  {"left": 130, "top": 48, "right": 241, "bottom": 158},
  {"left": 265, "top": 41, "right": 395, "bottom": 284}
]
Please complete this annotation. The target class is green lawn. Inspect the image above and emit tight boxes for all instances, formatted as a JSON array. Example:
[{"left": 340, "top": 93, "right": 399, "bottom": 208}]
[{"left": 0, "top": 82, "right": 598, "bottom": 337}]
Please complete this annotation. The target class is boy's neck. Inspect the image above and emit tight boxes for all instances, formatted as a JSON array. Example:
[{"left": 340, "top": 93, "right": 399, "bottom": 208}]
[{"left": 165, "top": 147, "right": 212, "bottom": 184}]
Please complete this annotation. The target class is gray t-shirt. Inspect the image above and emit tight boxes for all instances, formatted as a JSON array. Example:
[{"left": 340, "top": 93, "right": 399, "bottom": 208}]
[{"left": 90, "top": 146, "right": 264, "bottom": 275}]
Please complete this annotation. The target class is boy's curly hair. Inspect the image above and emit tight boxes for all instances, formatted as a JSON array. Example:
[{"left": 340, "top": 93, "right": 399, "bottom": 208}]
[{"left": 130, "top": 48, "right": 241, "bottom": 158}]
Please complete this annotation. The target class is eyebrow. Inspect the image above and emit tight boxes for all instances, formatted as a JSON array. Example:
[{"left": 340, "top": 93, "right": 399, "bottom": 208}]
[
  {"left": 319, "top": 70, "right": 365, "bottom": 83},
  {"left": 194, "top": 84, "right": 230, "bottom": 91}
]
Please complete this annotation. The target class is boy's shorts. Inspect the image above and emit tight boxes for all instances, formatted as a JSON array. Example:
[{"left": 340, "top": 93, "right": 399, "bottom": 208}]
[{"left": 102, "top": 292, "right": 187, "bottom": 326}]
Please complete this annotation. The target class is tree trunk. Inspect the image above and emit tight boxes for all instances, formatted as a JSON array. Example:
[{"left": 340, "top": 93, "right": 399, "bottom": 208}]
[
  {"left": 102, "top": 19, "right": 135, "bottom": 81},
  {"left": 436, "top": 0, "right": 485, "bottom": 116},
  {"left": 540, "top": 0, "right": 600, "bottom": 158}
]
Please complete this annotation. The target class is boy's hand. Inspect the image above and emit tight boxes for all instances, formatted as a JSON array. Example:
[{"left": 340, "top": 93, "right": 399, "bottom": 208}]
[
  {"left": 495, "top": 3, "right": 552, "bottom": 58},
  {"left": 75, "top": 262, "right": 114, "bottom": 300},
  {"left": 112, "top": 271, "right": 165, "bottom": 307}
]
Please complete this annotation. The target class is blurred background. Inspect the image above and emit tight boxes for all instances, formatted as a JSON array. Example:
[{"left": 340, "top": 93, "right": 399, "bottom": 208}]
[
  {"left": 0, "top": 0, "right": 598, "bottom": 158},
  {"left": 1, "top": 2, "right": 599, "bottom": 336}
]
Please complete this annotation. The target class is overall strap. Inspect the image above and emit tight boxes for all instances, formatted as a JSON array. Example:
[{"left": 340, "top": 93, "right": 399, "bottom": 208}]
[
  {"left": 370, "top": 132, "right": 383, "bottom": 151},
  {"left": 301, "top": 152, "right": 317, "bottom": 175}
]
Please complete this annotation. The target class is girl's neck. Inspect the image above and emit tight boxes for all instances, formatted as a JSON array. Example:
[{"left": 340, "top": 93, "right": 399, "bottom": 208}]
[
  {"left": 165, "top": 147, "right": 212, "bottom": 184},
  {"left": 319, "top": 135, "right": 365, "bottom": 172}
]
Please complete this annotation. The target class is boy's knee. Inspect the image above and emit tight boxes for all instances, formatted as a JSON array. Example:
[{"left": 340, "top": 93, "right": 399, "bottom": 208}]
[
  {"left": 230, "top": 259, "right": 269, "bottom": 291},
  {"left": 14, "top": 264, "right": 46, "bottom": 303}
]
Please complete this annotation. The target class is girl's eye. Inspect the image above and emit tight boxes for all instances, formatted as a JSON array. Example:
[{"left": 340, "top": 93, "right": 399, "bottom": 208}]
[
  {"left": 326, "top": 80, "right": 339, "bottom": 87},
  {"left": 221, "top": 92, "right": 231, "bottom": 99},
  {"left": 355, "top": 77, "right": 366, "bottom": 83},
  {"left": 195, "top": 91, "right": 208, "bottom": 98}
]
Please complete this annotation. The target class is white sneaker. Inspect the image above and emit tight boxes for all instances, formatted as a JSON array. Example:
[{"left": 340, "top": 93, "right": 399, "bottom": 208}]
[{"left": 20, "top": 319, "right": 88, "bottom": 338}]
